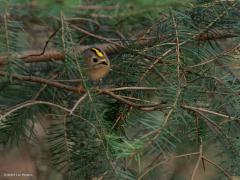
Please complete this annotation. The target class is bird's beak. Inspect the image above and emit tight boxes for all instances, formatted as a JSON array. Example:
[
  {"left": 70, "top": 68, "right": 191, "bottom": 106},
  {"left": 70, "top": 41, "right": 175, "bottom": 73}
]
[{"left": 99, "top": 61, "right": 108, "bottom": 65}]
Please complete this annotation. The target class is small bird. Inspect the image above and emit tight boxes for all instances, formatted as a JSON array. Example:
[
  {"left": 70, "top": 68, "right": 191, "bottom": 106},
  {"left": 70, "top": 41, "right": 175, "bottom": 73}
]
[{"left": 82, "top": 47, "right": 111, "bottom": 81}]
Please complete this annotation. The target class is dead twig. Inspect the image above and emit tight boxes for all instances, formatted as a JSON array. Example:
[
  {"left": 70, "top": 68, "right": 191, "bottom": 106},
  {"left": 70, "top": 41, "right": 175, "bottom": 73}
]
[
  {"left": 0, "top": 70, "right": 85, "bottom": 93},
  {"left": 70, "top": 24, "right": 123, "bottom": 47},
  {"left": 99, "top": 90, "right": 160, "bottom": 109},
  {"left": 0, "top": 100, "right": 71, "bottom": 121},
  {"left": 202, "top": 156, "right": 233, "bottom": 180},
  {"left": 182, "top": 105, "right": 237, "bottom": 120},
  {"left": 105, "top": 86, "right": 159, "bottom": 92},
  {"left": 137, "top": 152, "right": 200, "bottom": 180},
  {"left": 191, "top": 139, "right": 203, "bottom": 180},
  {"left": 77, "top": 5, "right": 117, "bottom": 10},
  {"left": 69, "top": 93, "right": 88, "bottom": 115},
  {"left": 21, "top": 27, "right": 61, "bottom": 59}
]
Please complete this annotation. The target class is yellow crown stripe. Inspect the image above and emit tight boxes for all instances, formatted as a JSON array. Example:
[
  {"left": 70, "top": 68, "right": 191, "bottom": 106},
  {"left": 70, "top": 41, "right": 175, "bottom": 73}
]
[{"left": 91, "top": 48, "right": 105, "bottom": 58}]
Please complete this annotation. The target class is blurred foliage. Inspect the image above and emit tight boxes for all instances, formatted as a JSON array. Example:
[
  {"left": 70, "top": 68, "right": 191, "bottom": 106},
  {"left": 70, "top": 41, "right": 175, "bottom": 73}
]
[{"left": 0, "top": 0, "right": 240, "bottom": 179}]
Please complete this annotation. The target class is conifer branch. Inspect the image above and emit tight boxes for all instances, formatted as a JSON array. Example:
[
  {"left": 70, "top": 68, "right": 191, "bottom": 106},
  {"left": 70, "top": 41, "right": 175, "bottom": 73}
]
[
  {"left": 0, "top": 71, "right": 165, "bottom": 110},
  {"left": 0, "top": 31, "right": 238, "bottom": 66},
  {"left": 0, "top": 70, "right": 85, "bottom": 93}
]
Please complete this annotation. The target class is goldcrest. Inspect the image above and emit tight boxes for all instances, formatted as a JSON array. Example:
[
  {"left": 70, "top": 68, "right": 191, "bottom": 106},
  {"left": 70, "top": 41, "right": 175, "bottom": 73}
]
[{"left": 82, "top": 47, "right": 110, "bottom": 81}]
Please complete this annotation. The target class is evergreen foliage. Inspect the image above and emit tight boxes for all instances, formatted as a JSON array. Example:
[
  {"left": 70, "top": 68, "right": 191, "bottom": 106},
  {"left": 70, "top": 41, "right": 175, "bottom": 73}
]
[{"left": 0, "top": 0, "right": 240, "bottom": 179}]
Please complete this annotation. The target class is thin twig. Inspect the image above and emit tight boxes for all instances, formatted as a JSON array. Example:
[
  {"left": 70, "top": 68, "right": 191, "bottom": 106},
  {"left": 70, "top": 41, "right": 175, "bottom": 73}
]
[
  {"left": 0, "top": 71, "right": 85, "bottom": 93},
  {"left": 4, "top": 13, "right": 9, "bottom": 52},
  {"left": 140, "top": 48, "right": 172, "bottom": 82},
  {"left": 21, "top": 27, "right": 61, "bottom": 59},
  {"left": 187, "top": 44, "right": 240, "bottom": 68},
  {"left": 70, "top": 24, "right": 123, "bottom": 47},
  {"left": 183, "top": 105, "right": 239, "bottom": 155},
  {"left": 32, "top": 74, "right": 59, "bottom": 100},
  {"left": 202, "top": 156, "right": 233, "bottom": 180},
  {"left": 182, "top": 105, "right": 236, "bottom": 120},
  {"left": 105, "top": 86, "right": 159, "bottom": 92},
  {"left": 77, "top": 5, "right": 117, "bottom": 10},
  {"left": 172, "top": 16, "right": 181, "bottom": 84},
  {"left": 100, "top": 90, "right": 160, "bottom": 108},
  {"left": 61, "top": 12, "right": 66, "bottom": 51},
  {"left": 191, "top": 139, "right": 203, "bottom": 180},
  {"left": 137, "top": 152, "right": 200, "bottom": 180},
  {"left": 117, "top": 95, "right": 155, "bottom": 104},
  {"left": 69, "top": 93, "right": 88, "bottom": 115},
  {"left": 0, "top": 100, "right": 71, "bottom": 120}
]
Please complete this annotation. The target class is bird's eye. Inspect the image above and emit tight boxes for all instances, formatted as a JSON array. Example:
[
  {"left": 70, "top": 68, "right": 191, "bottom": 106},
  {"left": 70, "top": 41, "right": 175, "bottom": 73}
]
[{"left": 92, "top": 58, "right": 98, "bottom": 63}]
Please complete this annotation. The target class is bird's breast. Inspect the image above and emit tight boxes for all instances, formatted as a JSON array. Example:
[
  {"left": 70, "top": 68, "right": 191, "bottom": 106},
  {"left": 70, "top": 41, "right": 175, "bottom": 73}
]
[{"left": 88, "top": 66, "right": 110, "bottom": 81}]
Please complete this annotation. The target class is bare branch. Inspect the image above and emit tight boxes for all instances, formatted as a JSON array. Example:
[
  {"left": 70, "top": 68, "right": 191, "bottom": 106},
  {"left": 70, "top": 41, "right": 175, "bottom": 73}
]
[
  {"left": 0, "top": 70, "right": 85, "bottom": 93},
  {"left": 182, "top": 105, "right": 237, "bottom": 120},
  {"left": 137, "top": 152, "right": 200, "bottom": 180},
  {"left": 202, "top": 156, "right": 233, "bottom": 180},
  {"left": 77, "top": 5, "right": 117, "bottom": 10},
  {"left": 69, "top": 93, "right": 88, "bottom": 115},
  {"left": 99, "top": 90, "right": 160, "bottom": 109},
  {"left": 21, "top": 27, "right": 61, "bottom": 59},
  {"left": 191, "top": 139, "right": 203, "bottom": 180},
  {"left": 0, "top": 100, "right": 71, "bottom": 121},
  {"left": 105, "top": 86, "right": 159, "bottom": 92}
]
